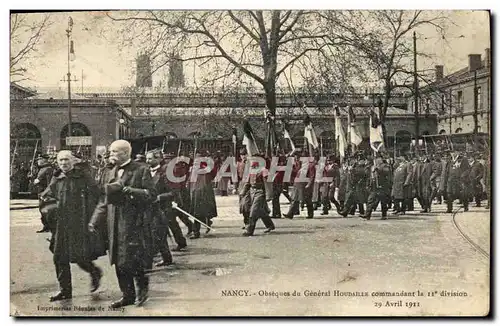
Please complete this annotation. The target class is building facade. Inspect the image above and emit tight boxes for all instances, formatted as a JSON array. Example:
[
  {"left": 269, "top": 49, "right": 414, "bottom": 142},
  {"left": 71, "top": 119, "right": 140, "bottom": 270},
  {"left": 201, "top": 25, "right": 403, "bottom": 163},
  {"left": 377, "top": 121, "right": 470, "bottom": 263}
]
[
  {"left": 408, "top": 48, "right": 491, "bottom": 135},
  {"left": 10, "top": 85, "right": 132, "bottom": 163}
]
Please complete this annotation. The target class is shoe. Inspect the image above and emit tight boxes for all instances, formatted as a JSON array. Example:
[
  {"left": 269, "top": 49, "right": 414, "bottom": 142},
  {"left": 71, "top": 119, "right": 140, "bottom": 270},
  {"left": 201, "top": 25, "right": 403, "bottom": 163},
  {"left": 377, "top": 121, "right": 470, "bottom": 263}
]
[
  {"left": 172, "top": 244, "right": 187, "bottom": 251},
  {"left": 49, "top": 291, "right": 72, "bottom": 302},
  {"left": 264, "top": 226, "right": 275, "bottom": 233},
  {"left": 186, "top": 230, "right": 193, "bottom": 237},
  {"left": 282, "top": 214, "right": 293, "bottom": 220},
  {"left": 381, "top": 217, "right": 388, "bottom": 220},
  {"left": 205, "top": 221, "right": 213, "bottom": 234},
  {"left": 420, "top": 209, "right": 428, "bottom": 213},
  {"left": 271, "top": 215, "right": 282, "bottom": 219},
  {"left": 155, "top": 259, "right": 173, "bottom": 267},
  {"left": 189, "top": 233, "right": 200, "bottom": 239},
  {"left": 90, "top": 267, "right": 102, "bottom": 293},
  {"left": 36, "top": 227, "right": 50, "bottom": 233},
  {"left": 241, "top": 225, "right": 247, "bottom": 230},
  {"left": 320, "top": 211, "right": 328, "bottom": 215},
  {"left": 110, "top": 297, "right": 135, "bottom": 309},
  {"left": 360, "top": 214, "right": 371, "bottom": 220},
  {"left": 306, "top": 216, "right": 313, "bottom": 219},
  {"left": 464, "top": 207, "right": 469, "bottom": 212},
  {"left": 242, "top": 231, "right": 253, "bottom": 236}
]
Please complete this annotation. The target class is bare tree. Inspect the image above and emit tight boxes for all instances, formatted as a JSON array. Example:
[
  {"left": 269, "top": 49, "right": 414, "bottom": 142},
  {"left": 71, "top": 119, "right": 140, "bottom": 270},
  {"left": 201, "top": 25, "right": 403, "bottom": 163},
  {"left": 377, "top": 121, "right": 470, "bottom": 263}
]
[
  {"left": 321, "top": 11, "right": 448, "bottom": 122},
  {"left": 103, "top": 10, "right": 349, "bottom": 116},
  {"left": 10, "top": 13, "right": 52, "bottom": 82}
]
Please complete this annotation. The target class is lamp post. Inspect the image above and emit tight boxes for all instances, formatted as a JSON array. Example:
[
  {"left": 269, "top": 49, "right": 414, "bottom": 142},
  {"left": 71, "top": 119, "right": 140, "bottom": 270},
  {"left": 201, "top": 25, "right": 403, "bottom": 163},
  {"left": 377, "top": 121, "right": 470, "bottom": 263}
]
[
  {"left": 119, "top": 118, "right": 125, "bottom": 139},
  {"left": 65, "top": 17, "right": 75, "bottom": 141}
]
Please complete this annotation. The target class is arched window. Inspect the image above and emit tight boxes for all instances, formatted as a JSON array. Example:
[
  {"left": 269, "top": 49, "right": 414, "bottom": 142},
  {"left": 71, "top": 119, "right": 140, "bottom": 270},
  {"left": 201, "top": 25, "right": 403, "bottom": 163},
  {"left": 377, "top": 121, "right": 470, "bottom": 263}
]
[
  {"left": 439, "top": 129, "right": 447, "bottom": 135},
  {"left": 11, "top": 123, "right": 42, "bottom": 165},
  {"left": 455, "top": 128, "right": 463, "bottom": 134},
  {"left": 12, "top": 123, "right": 41, "bottom": 140}
]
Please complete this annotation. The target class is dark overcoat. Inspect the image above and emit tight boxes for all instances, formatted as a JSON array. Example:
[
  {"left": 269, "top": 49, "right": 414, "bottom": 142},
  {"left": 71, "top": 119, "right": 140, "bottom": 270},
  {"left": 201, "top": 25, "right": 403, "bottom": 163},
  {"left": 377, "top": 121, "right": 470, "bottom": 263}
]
[
  {"left": 391, "top": 161, "right": 410, "bottom": 200},
  {"left": 416, "top": 161, "right": 433, "bottom": 200},
  {"left": 189, "top": 163, "right": 218, "bottom": 220},
  {"left": 90, "top": 160, "right": 157, "bottom": 269},
  {"left": 41, "top": 167, "right": 106, "bottom": 263},
  {"left": 441, "top": 156, "right": 470, "bottom": 198}
]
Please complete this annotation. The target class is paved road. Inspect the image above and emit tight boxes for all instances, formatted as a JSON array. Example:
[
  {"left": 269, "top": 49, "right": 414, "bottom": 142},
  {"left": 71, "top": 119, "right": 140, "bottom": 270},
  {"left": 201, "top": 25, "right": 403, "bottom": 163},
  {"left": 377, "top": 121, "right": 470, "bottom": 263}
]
[{"left": 10, "top": 196, "right": 490, "bottom": 316}]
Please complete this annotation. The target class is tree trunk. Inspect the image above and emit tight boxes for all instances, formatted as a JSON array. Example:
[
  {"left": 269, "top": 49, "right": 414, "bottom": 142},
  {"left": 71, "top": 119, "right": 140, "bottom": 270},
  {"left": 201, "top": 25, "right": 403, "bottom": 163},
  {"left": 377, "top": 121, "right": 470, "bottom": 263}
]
[{"left": 265, "top": 82, "right": 277, "bottom": 116}]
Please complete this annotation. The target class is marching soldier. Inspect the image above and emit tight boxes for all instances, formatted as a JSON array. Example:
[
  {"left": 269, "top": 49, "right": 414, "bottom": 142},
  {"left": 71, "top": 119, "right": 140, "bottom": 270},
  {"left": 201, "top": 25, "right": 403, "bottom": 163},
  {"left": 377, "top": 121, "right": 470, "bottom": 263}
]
[
  {"left": 469, "top": 152, "right": 485, "bottom": 207},
  {"left": 391, "top": 155, "right": 411, "bottom": 215},
  {"left": 146, "top": 151, "right": 174, "bottom": 267},
  {"left": 237, "top": 148, "right": 251, "bottom": 229},
  {"left": 271, "top": 152, "right": 287, "bottom": 218},
  {"left": 339, "top": 154, "right": 368, "bottom": 218},
  {"left": 283, "top": 152, "right": 316, "bottom": 219},
  {"left": 35, "top": 154, "right": 54, "bottom": 233},
  {"left": 161, "top": 152, "right": 191, "bottom": 250},
  {"left": 242, "top": 154, "right": 275, "bottom": 236},
  {"left": 361, "top": 155, "right": 391, "bottom": 220},
  {"left": 430, "top": 154, "right": 443, "bottom": 204},
  {"left": 321, "top": 155, "right": 341, "bottom": 215},
  {"left": 189, "top": 150, "right": 218, "bottom": 239},
  {"left": 441, "top": 151, "right": 470, "bottom": 213}
]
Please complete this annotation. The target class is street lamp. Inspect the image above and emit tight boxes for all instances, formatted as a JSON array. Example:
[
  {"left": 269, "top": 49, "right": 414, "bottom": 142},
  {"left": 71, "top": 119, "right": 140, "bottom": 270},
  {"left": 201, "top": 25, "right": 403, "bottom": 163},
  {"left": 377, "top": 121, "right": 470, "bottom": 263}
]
[
  {"left": 65, "top": 17, "right": 76, "bottom": 140},
  {"left": 119, "top": 118, "right": 125, "bottom": 139}
]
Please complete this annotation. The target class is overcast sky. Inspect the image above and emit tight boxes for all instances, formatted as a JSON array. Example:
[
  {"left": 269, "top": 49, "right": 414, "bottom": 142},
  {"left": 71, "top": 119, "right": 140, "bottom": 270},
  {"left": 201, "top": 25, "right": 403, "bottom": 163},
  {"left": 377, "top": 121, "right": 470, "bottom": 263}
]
[{"left": 12, "top": 10, "right": 490, "bottom": 92}]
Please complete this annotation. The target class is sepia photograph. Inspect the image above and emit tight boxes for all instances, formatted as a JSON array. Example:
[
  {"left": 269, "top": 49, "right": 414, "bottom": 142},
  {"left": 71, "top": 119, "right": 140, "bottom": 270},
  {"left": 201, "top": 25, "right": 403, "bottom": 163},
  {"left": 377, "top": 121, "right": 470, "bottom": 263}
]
[{"left": 8, "top": 8, "right": 491, "bottom": 317}]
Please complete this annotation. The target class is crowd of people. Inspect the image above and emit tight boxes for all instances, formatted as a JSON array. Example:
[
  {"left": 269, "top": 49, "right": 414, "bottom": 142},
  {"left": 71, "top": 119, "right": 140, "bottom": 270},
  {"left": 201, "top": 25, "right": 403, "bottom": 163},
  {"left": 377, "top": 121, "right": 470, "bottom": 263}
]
[{"left": 17, "top": 138, "right": 489, "bottom": 309}]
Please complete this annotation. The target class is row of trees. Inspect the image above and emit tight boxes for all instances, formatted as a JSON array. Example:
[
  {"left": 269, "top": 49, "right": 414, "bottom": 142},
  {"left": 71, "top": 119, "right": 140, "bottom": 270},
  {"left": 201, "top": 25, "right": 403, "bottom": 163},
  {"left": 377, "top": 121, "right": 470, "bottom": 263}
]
[{"left": 10, "top": 11, "right": 451, "bottom": 139}]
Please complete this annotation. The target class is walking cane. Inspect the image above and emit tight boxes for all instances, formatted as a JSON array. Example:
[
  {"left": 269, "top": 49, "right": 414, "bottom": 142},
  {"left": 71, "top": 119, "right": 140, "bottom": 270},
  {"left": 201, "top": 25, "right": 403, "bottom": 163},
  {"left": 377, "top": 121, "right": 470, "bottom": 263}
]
[{"left": 172, "top": 202, "right": 214, "bottom": 231}]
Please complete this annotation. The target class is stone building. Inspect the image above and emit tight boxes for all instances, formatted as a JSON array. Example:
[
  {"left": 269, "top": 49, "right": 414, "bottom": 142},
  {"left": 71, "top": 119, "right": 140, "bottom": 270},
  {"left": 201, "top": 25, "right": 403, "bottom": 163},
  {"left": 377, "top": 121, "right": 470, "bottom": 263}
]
[
  {"left": 10, "top": 85, "right": 132, "bottom": 163},
  {"left": 408, "top": 48, "right": 491, "bottom": 135}
]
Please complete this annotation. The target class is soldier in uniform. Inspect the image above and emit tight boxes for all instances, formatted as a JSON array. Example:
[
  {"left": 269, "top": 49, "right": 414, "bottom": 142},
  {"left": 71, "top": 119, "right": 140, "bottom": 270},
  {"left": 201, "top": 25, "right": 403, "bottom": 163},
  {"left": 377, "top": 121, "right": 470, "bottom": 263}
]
[
  {"left": 321, "top": 155, "right": 341, "bottom": 215},
  {"left": 237, "top": 148, "right": 251, "bottom": 228},
  {"left": 441, "top": 151, "right": 470, "bottom": 213},
  {"left": 361, "top": 155, "right": 391, "bottom": 220},
  {"left": 145, "top": 151, "right": 174, "bottom": 267},
  {"left": 416, "top": 155, "right": 433, "bottom": 213},
  {"left": 241, "top": 154, "right": 275, "bottom": 236},
  {"left": 338, "top": 154, "right": 368, "bottom": 218},
  {"left": 283, "top": 152, "right": 316, "bottom": 219},
  {"left": 469, "top": 152, "right": 485, "bottom": 207},
  {"left": 430, "top": 153, "right": 443, "bottom": 204},
  {"left": 34, "top": 154, "right": 54, "bottom": 233},
  {"left": 161, "top": 152, "right": 190, "bottom": 250},
  {"left": 189, "top": 150, "right": 218, "bottom": 239},
  {"left": 271, "top": 152, "right": 286, "bottom": 218},
  {"left": 391, "top": 155, "right": 411, "bottom": 215}
]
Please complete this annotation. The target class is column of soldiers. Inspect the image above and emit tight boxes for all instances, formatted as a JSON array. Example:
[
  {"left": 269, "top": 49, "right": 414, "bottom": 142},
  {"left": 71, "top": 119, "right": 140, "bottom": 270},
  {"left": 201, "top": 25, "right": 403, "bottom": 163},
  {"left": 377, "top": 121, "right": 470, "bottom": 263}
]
[{"left": 31, "top": 137, "right": 489, "bottom": 308}]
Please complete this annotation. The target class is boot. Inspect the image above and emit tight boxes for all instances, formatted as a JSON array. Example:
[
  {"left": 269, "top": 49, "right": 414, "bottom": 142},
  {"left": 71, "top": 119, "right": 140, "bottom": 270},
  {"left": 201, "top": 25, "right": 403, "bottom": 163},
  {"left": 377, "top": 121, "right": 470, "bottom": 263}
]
[
  {"left": 50, "top": 291, "right": 72, "bottom": 302},
  {"left": 90, "top": 267, "right": 103, "bottom": 293}
]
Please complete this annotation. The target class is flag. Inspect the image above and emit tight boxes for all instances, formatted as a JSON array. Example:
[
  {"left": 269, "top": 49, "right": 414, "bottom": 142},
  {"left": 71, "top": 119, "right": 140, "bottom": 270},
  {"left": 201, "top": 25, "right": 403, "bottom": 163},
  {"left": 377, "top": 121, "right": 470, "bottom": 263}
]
[
  {"left": 348, "top": 106, "right": 363, "bottom": 146},
  {"left": 334, "top": 107, "right": 347, "bottom": 158},
  {"left": 232, "top": 128, "right": 237, "bottom": 144},
  {"left": 242, "top": 120, "right": 259, "bottom": 156},
  {"left": 264, "top": 110, "right": 278, "bottom": 158},
  {"left": 304, "top": 115, "right": 319, "bottom": 149},
  {"left": 369, "top": 109, "right": 384, "bottom": 152},
  {"left": 283, "top": 120, "right": 296, "bottom": 152}
]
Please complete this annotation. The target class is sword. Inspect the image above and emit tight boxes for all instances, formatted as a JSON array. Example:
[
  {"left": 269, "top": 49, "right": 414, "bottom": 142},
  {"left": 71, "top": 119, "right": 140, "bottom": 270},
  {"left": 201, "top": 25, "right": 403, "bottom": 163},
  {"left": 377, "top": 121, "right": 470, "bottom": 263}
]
[{"left": 172, "top": 202, "right": 214, "bottom": 231}]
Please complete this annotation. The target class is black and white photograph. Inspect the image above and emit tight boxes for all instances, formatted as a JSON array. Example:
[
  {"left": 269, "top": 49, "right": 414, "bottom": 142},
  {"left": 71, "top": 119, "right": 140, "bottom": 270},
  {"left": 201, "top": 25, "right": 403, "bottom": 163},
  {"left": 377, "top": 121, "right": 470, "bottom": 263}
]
[{"left": 8, "top": 9, "right": 491, "bottom": 317}]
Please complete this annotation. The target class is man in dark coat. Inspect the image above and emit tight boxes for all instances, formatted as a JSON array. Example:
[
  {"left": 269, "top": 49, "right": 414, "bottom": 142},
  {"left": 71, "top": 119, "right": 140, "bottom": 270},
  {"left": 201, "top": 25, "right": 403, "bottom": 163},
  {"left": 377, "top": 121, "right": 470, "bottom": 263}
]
[
  {"left": 469, "top": 153, "right": 485, "bottom": 207},
  {"left": 35, "top": 154, "right": 54, "bottom": 233},
  {"left": 146, "top": 151, "right": 174, "bottom": 267},
  {"left": 40, "top": 150, "right": 105, "bottom": 302},
  {"left": 89, "top": 140, "right": 157, "bottom": 308},
  {"left": 361, "top": 156, "right": 391, "bottom": 220},
  {"left": 337, "top": 160, "right": 349, "bottom": 211},
  {"left": 441, "top": 151, "right": 470, "bottom": 213}
]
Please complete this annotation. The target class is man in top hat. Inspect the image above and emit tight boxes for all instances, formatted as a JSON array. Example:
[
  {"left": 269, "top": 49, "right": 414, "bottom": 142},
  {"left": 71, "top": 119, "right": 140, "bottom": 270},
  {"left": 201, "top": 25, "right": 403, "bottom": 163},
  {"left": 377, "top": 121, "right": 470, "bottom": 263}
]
[
  {"left": 90, "top": 140, "right": 157, "bottom": 308},
  {"left": 34, "top": 154, "right": 54, "bottom": 233}
]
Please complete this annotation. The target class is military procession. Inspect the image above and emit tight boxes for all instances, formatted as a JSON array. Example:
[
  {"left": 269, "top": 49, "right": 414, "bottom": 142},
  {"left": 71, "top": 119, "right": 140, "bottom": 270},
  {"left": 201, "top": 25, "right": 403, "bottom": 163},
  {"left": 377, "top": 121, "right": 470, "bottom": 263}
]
[{"left": 8, "top": 107, "right": 490, "bottom": 310}]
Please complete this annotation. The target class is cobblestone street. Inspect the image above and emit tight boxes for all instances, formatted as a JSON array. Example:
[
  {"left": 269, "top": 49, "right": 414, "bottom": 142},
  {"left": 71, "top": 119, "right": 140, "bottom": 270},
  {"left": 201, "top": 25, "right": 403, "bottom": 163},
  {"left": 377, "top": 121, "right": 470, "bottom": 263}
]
[{"left": 10, "top": 195, "right": 490, "bottom": 316}]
